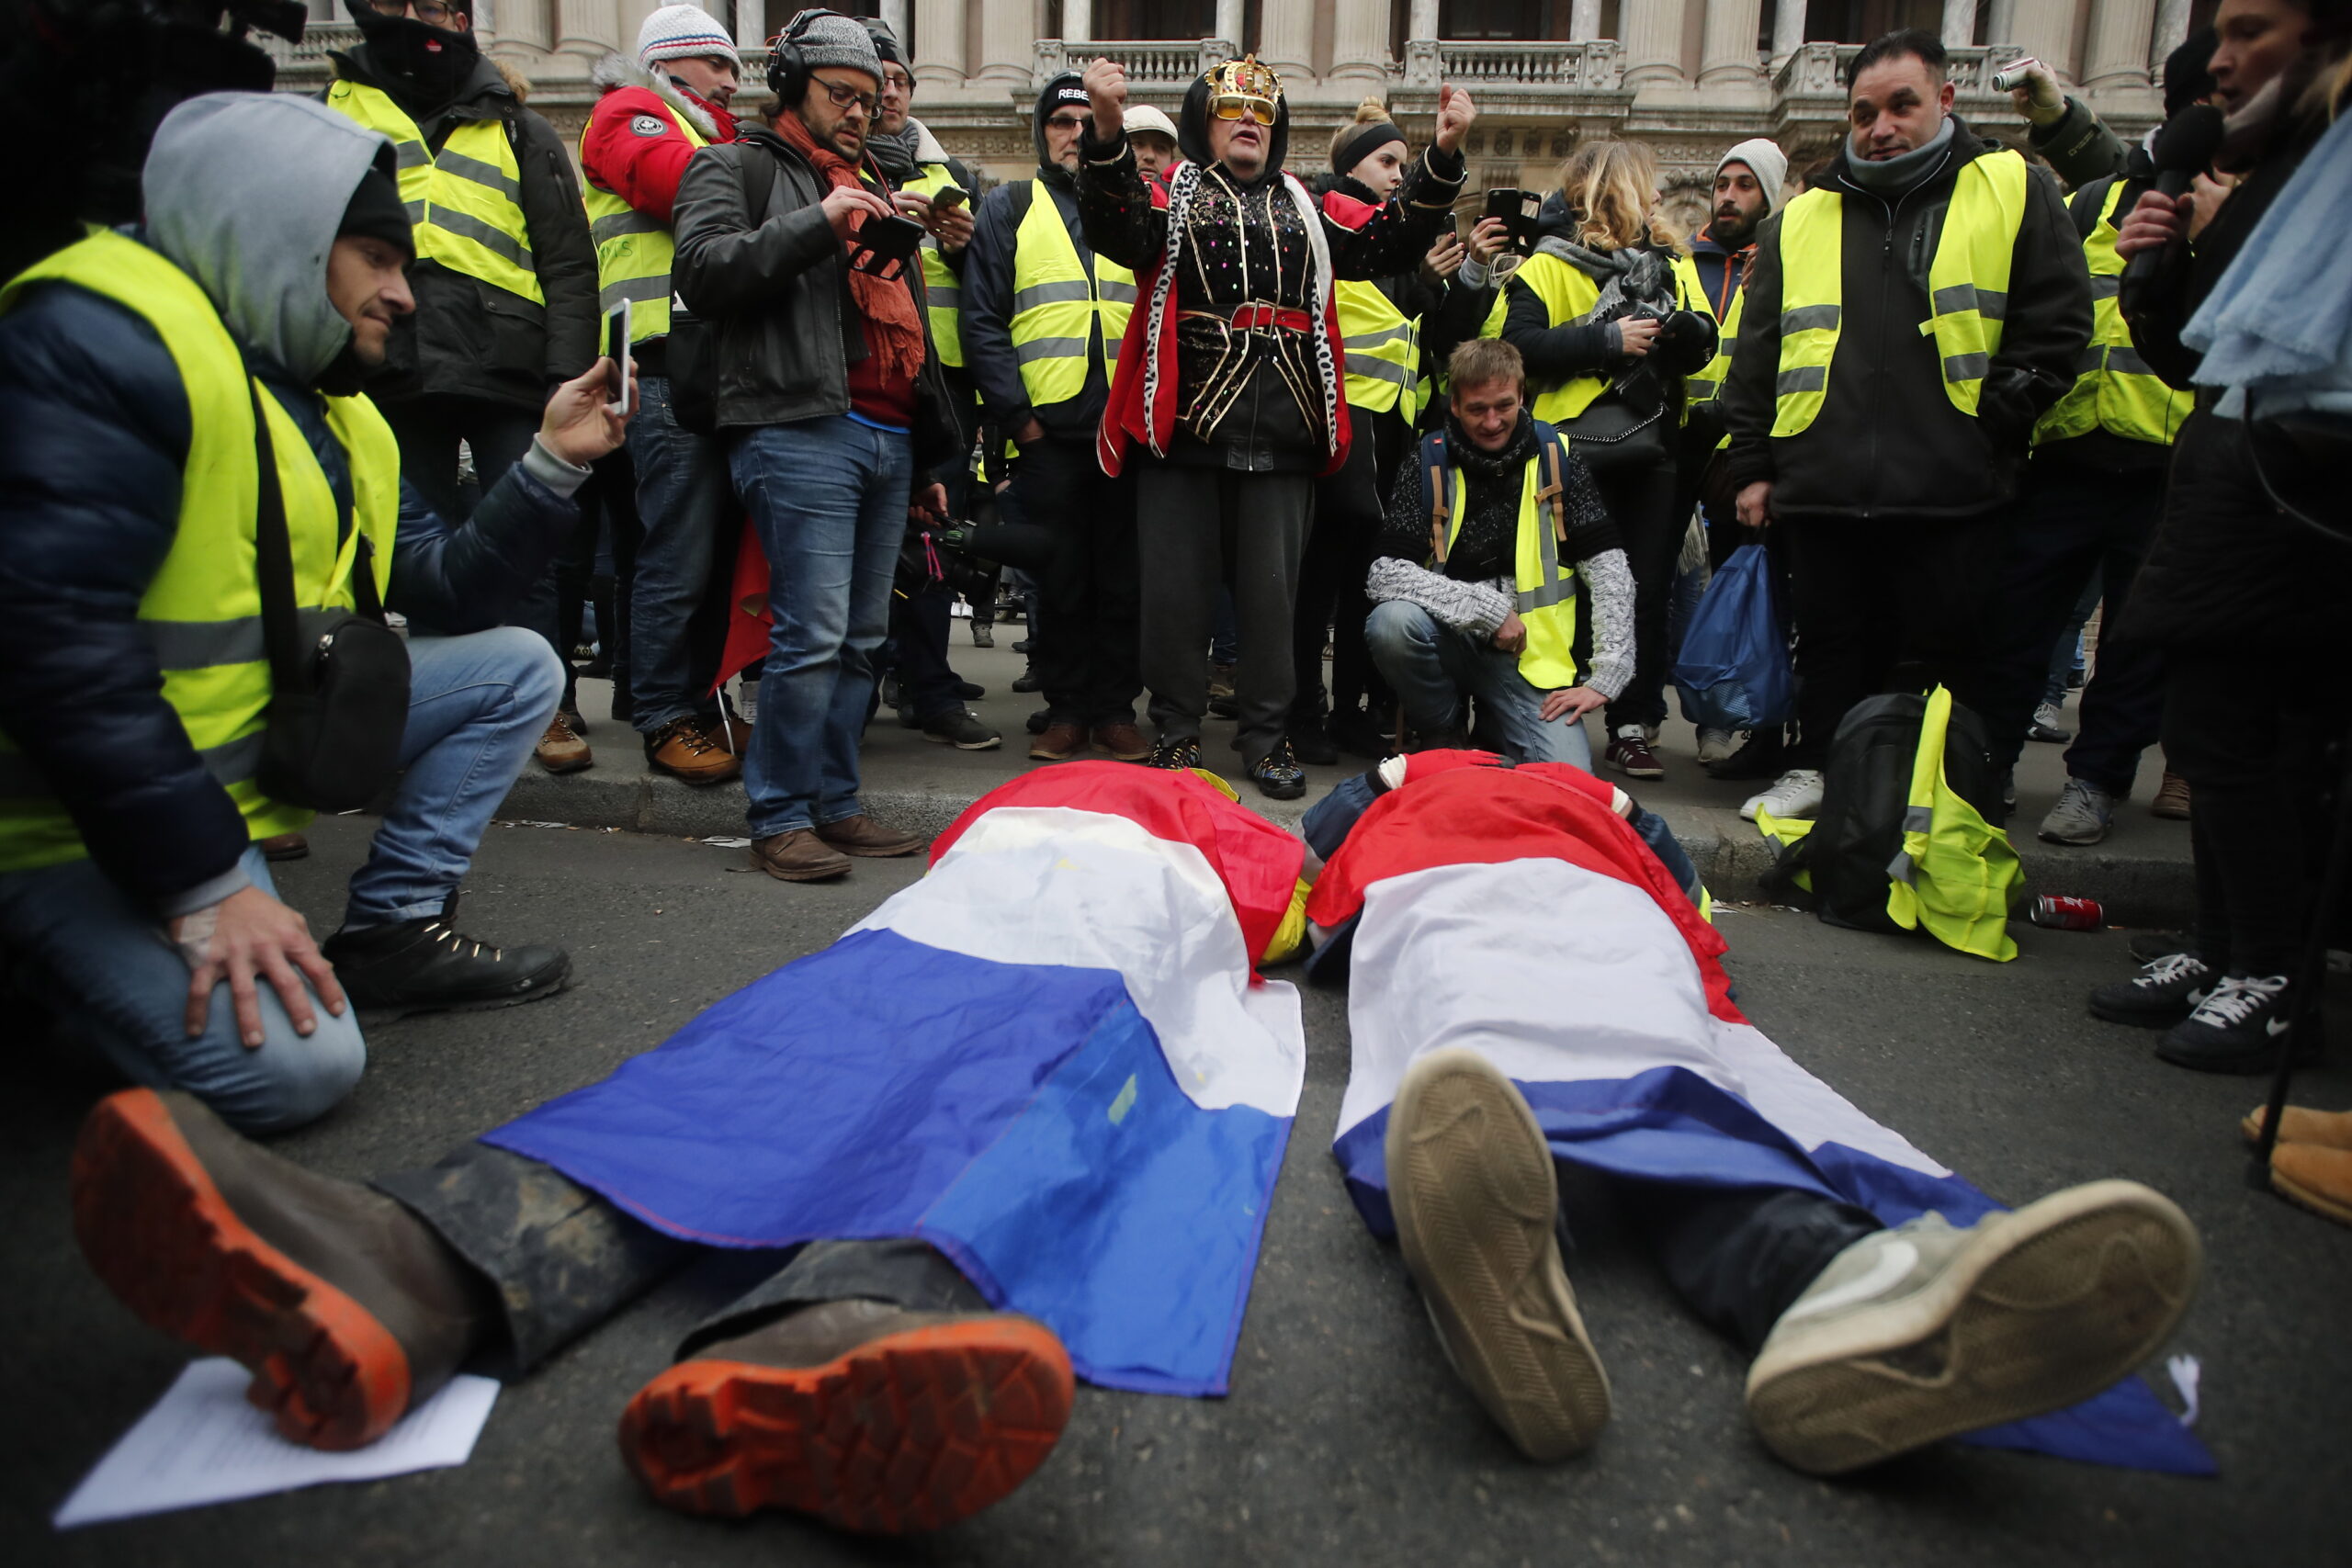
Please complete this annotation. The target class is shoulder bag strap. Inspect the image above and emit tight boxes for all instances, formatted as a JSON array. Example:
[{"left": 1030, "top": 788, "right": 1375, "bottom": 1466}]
[{"left": 247, "top": 379, "right": 308, "bottom": 693}]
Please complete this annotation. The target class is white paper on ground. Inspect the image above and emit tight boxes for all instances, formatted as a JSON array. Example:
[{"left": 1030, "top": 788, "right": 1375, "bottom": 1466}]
[{"left": 53, "top": 1359, "right": 500, "bottom": 1529}]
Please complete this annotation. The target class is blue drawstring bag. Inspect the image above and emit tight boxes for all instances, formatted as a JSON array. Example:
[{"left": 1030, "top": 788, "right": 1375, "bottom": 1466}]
[{"left": 1672, "top": 543, "right": 1793, "bottom": 730}]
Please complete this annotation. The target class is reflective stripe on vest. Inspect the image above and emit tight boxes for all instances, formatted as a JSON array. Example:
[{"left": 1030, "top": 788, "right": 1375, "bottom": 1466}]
[
  {"left": 1009, "top": 185, "right": 1134, "bottom": 410},
  {"left": 0, "top": 231, "right": 400, "bottom": 871},
  {"left": 326, "top": 79, "right": 544, "bottom": 306},
  {"left": 1884, "top": 685, "right": 2023, "bottom": 962},
  {"left": 903, "top": 163, "right": 966, "bottom": 369},
  {"left": 580, "top": 96, "right": 707, "bottom": 342},
  {"left": 1430, "top": 431, "right": 1580, "bottom": 689},
  {"left": 1488, "top": 251, "right": 1609, "bottom": 423},
  {"left": 1771, "top": 149, "right": 2030, "bottom": 436},
  {"left": 2031, "top": 179, "right": 2194, "bottom": 448},
  {"left": 1684, "top": 259, "right": 1743, "bottom": 408},
  {"left": 1335, "top": 280, "right": 1420, "bottom": 422}
]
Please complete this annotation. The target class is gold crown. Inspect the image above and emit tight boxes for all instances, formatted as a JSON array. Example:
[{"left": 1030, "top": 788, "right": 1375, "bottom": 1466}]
[{"left": 1205, "top": 54, "right": 1281, "bottom": 104}]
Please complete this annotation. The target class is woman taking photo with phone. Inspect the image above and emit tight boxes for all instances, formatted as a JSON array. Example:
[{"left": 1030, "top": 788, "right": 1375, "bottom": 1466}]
[{"left": 1498, "top": 140, "right": 1715, "bottom": 781}]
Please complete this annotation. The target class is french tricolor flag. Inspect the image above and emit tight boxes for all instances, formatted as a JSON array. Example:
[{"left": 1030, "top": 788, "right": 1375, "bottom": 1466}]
[
  {"left": 486, "top": 764, "right": 1306, "bottom": 1396},
  {"left": 1314, "top": 759, "right": 2215, "bottom": 1475}
]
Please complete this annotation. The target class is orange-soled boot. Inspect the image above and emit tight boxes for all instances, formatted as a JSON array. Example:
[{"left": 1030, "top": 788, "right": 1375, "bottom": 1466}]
[
  {"left": 2270, "top": 1143, "right": 2352, "bottom": 1228},
  {"left": 617, "top": 1299, "right": 1073, "bottom": 1533},
  {"left": 2241, "top": 1103, "right": 2352, "bottom": 1152},
  {"left": 70, "top": 1089, "right": 485, "bottom": 1450}
]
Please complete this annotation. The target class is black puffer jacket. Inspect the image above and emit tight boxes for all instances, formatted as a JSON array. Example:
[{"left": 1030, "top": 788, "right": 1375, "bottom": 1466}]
[
  {"left": 325, "top": 48, "right": 598, "bottom": 409},
  {"left": 1718, "top": 116, "right": 2091, "bottom": 520}
]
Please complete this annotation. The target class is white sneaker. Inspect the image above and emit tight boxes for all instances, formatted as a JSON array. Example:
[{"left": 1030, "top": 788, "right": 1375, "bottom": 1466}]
[
  {"left": 1741, "top": 768, "right": 1825, "bottom": 822},
  {"left": 1696, "top": 727, "right": 1739, "bottom": 765},
  {"left": 1745, "top": 1180, "right": 2200, "bottom": 1476},
  {"left": 2039, "top": 777, "right": 2115, "bottom": 845}
]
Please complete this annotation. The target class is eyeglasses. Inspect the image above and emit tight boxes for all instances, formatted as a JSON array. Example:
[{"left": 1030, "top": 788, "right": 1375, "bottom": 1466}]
[
  {"left": 816, "top": 77, "right": 879, "bottom": 117},
  {"left": 368, "top": 0, "right": 460, "bottom": 23},
  {"left": 1045, "top": 114, "right": 1091, "bottom": 132},
  {"left": 1208, "top": 94, "right": 1276, "bottom": 126}
]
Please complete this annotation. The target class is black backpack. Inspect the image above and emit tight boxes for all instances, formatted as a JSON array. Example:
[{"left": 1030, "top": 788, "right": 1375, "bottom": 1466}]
[{"left": 1776, "top": 692, "right": 2004, "bottom": 933}]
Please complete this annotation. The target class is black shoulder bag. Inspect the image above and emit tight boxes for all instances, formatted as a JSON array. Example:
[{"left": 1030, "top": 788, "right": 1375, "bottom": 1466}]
[{"left": 249, "top": 382, "right": 413, "bottom": 811}]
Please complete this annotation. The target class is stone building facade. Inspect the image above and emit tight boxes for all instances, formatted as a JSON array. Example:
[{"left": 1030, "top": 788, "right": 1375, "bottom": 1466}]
[{"left": 268, "top": 2, "right": 2202, "bottom": 226}]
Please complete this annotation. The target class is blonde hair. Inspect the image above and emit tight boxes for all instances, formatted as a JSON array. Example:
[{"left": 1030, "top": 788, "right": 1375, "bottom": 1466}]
[
  {"left": 1330, "top": 96, "right": 1399, "bottom": 161},
  {"left": 1556, "top": 140, "right": 1681, "bottom": 254}
]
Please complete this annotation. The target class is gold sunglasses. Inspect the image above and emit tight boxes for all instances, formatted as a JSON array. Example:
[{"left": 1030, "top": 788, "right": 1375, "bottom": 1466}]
[{"left": 1208, "top": 94, "right": 1277, "bottom": 126}]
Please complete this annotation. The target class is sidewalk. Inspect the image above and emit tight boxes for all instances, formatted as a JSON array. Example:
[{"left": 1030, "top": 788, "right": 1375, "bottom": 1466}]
[{"left": 510, "top": 637, "right": 2195, "bottom": 925}]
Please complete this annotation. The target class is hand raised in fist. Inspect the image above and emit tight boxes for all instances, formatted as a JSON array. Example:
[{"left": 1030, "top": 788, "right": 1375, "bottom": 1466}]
[
  {"left": 1083, "top": 55, "right": 1128, "bottom": 139},
  {"left": 1434, "top": 85, "right": 1477, "bottom": 153}
]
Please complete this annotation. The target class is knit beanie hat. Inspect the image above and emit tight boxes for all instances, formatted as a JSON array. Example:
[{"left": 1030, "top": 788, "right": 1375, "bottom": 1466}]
[
  {"left": 337, "top": 156, "right": 416, "bottom": 262},
  {"left": 638, "top": 5, "right": 742, "bottom": 73},
  {"left": 1714, "top": 137, "right": 1789, "bottom": 214},
  {"left": 777, "top": 8, "right": 884, "bottom": 87}
]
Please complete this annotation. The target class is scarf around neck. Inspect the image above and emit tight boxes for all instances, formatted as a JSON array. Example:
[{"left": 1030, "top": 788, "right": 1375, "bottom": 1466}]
[
  {"left": 1843, "top": 114, "right": 1957, "bottom": 197},
  {"left": 771, "top": 111, "right": 927, "bottom": 388}
]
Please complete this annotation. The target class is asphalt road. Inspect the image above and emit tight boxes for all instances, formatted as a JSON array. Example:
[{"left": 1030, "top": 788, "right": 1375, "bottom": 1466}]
[{"left": 6, "top": 815, "right": 2349, "bottom": 1567}]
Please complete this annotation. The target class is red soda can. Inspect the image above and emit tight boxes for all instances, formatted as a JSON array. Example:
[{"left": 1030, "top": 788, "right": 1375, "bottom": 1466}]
[{"left": 2030, "top": 894, "right": 2104, "bottom": 931}]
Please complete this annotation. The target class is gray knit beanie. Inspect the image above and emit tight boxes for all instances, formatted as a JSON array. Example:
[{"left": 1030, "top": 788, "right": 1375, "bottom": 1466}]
[{"left": 780, "top": 8, "right": 884, "bottom": 87}]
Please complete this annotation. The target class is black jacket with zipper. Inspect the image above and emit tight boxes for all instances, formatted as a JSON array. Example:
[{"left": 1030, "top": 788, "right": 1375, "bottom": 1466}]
[
  {"left": 1717, "top": 116, "right": 2091, "bottom": 521},
  {"left": 325, "top": 49, "right": 598, "bottom": 410},
  {"left": 672, "top": 126, "right": 957, "bottom": 469}
]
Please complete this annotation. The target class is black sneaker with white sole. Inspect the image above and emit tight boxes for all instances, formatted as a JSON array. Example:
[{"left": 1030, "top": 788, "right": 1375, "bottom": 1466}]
[
  {"left": 2088, "top": 952, "right": 2215, "bottom": 1028},
  {"left": 322, "top": 896, "right": 570, "bottom": 1019},
  {"left": 2155, "top": 975, "right": 2316, "bottom": 1074},
  {"left": 921, "top": 706, "right": 1001, "bottom": 750}
]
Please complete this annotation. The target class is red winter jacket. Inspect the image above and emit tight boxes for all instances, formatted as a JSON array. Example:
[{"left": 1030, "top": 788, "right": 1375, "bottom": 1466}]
[{"left": 581, "top": 58, "right": 739, "bottom": 226}]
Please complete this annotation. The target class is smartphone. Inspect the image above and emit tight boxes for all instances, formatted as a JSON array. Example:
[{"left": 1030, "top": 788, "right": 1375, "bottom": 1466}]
[
  {"left": 601, "top": 299, "right": 632, "bottom": 413},
  {"left": 1483, "top": 188, "right": 1536, "bottom": 254},
  {"left": 928, "top": 185, "right": 969, "bottom": 213},
  {"left": 848, "top": 213, "right": 927, "bottom": 279}
]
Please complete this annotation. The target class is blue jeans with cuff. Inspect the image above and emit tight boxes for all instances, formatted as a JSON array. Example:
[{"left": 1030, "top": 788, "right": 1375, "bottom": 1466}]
[
  {"left": 627, "top": 375, "right": 739, "bottom": 737},
  {"left": 1366, "top": 600, "right": 1595, "bottom": 769}
]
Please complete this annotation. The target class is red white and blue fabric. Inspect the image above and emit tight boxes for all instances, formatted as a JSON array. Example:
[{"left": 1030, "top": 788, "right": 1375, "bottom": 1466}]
[
  {"left": 485, "top": 764, "right": 1306, "bottom": 1396},
  {"left": 1315, "top": 761, "right": 2215, "bottom": 1476}
]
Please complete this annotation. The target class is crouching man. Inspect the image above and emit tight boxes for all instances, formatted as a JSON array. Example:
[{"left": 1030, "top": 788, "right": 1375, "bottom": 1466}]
[
  {"left": 1365, "top": 339, "right": 1633, "bottom": 764},
  {"left": 0, "top": 93, "right": 632, "bottom": 1133}
]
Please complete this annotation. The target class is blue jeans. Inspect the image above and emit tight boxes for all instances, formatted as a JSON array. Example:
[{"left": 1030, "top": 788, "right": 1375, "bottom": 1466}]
[
  {"left": 628, "top": 375, "right": 738, "bottom": 735},
  {"left": 1365, "top": 600, "right": 1595, "bottom": 769},
  {"left": 729, "top": 416, "right": 910, "bottom": 838},
  {"left": 0, "top": 846, "right": 366, "bottom": 1134}
]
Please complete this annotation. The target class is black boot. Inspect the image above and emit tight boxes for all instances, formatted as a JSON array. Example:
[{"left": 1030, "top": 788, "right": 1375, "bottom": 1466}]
[{"left": 322, "top": 895, "right": 571, "bottom": 1018}]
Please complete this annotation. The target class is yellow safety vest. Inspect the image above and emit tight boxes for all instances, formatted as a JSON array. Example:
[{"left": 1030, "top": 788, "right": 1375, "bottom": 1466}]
[
  {"left": 2032, "top": 179, "right": 2193, "bottom": 448},
  {"left": 1424, "top": 426, "right": 1581, "bottom": 689},
  {"left": 1009, "top": 184, "right": 1134, "bottom": 410},
  {"left": 0, "top": 231, "right": 400, "bottom": 872},
  {"left": 1771, "top": 149, "right": 2029, "bottom": 436},
  {"left": 1485, "top": 251, "right": 1608, "bottom": 423},
  {"left": 1885, "top": 685, "right": 2023, "bottom": 962},
  {"left": 580, "top": 96, "right": 707, "bottom": 342},
  {"left": 1683, "top": 257, "right": 1744, "bottom": 411},
  {"left": 1335, "top": 279, "right": 1420, "bottom": 423},
  {"left": 902, "top": 162, "right": 967, "bottom": 370},
  {"left": 325, "top": 78, "right": 545, "bottom": 306}
]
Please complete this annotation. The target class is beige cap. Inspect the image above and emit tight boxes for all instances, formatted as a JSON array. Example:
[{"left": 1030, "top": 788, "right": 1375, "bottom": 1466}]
[{"left": 1125, "top": 104, "right": 1180, "bottom": 143}]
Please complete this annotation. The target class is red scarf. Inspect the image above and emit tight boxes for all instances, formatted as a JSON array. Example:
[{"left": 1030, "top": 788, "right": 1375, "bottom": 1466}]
[{"left": 771, "top": 112, "right": 926, "bottom": 388}]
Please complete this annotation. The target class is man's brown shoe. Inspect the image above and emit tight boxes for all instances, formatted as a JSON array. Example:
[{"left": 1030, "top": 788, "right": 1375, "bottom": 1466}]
[
  {"left": 2152, "top": 771, "right": 2191, "bottom": 819},
  {"left": 749, "top": 830, "right": 852, "bottom": 883},
  {"left": 1091, "top": 721, "right": 1151, "bottom": 762},
  {"left": 70, "top": 1089, "right": 486, "bottom": 1451},
  {"left": 258, "top": 832, "right": 310, "bottom": 862},
  {"left": 816, "top": 814, "right": 925, "bottom": 858},
  {"left": 1029, "top": 721, "right": 1084, "bottom": 761},
  {"left": 700, "top": 710, "right": 753, "bottom": 754},
  {"left": 536, "top": 714, "right": 593, "bottom": 773},
  {"left": 617, "top": 1299, "right": 1073, "bottom": 1533},
  {"left": 2242, "top": 1103, "right": 2352, "bottom": 1151},
  {"left": 2270, "top": 1144, "right": 2352, "bottom": 1228},
  {"left": 647, "top": 716, "right": 742, "bottom": 784}
]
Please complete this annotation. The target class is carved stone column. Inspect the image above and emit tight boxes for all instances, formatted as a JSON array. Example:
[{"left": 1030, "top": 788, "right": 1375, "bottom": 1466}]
[
  {"left": 1569, "top": 0, "right": 1604, "bottom": 39},
  {"left": 1701, "top": 0, "right": 1766, "bottom": 86},
  {"left": 1259, "top": 3, "right": 1313, "bottom": 83},
  {"left": 974, "top": 0, "right": 1030, "bottom": 86},
  {"left": 913, "top": 0, "right": 965, "bottom": 84},
  {"left": 877, "top": 0, "right": 908, "bottom": 46},
  {"left": 2084, "top": 0, "right": 2155, "bottom": 93},
  {"left": 1770, "top": 0, "right": 1804, "bottom": 65},
  {"left": 558, "top": 0, "right": 619, "bottom": 61},
  {"left": 1622, "top": 0, "right": 1688, "bottom": 88},
  {"left": 492, "top": 0, "right": 552, "bottom": 58},
  {"left": 1940, "top": 0, "right": 1977, "bottom": 48},
  {"left": 1063, "top": 0, "right": 1090, "bottom": 45},
  {"left": 1330, "top": 0, "right": 1392, "bottom": 84},
  {"left": 1214, "top": 0, "right": 1244, "bottom": 52},
  {"left": 2151, "top": 0, "right": 2192, "bottom": 68},
  {"left": 2001, "top": 0, "right": 2076, "bottom": 83},
  {"left": 731, "top": 0, "right": 764, "bottom": 51}
]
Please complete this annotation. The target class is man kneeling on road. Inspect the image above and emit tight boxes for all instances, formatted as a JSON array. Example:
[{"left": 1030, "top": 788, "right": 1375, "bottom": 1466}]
[
  {"left": 1366, "top": 339, "right": 1633, "bottom": 764},
  {"left": 0, "top": 93, "right": 632, "bottom": 1134}
]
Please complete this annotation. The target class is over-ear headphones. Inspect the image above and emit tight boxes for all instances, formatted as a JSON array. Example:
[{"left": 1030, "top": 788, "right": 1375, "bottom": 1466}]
[{"left": 766, "top": 8, "right": 824, "bottom": 105}]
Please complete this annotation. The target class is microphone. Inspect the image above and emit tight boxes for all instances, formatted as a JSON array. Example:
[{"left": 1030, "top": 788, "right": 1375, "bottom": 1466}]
[{"left": 2119, "top": 104, "right": 2224, "bottom": 318}]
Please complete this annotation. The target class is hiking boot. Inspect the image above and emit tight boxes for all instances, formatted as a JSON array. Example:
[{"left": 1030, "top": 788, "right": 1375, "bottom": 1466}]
[
  {"left": 70, "top": 1089, "right": 488, "bottom": 1451},
  {"left": 258, "top": 832, "right": 310, "bottom": 862},
  {"left": 1250, "top": 739, "right": 1307, "bottom": 801},
  {"left": 535, "top": 714, "right": 592, "bottom": 773},
  {"left": 2157, "top": 975, "right": 2316, "bottom": 1074},
  {"left": 700, "top": 709, "right": 752, "bottom": 753},
  {"left": 1385, "top": 1049, "right": 1611, "bottom": 1461},
  {"left": 1741, "top": 768, "right": 1825, "bottom": 823},
  {"left": 749, "top": 830, "right": 851, "bottom": 882},
  {"left": 322, "top": 897, "right": 571, "bottom": 1017},
  {"left": 2243, "top": 1103, "right": 2352, "bottom": 1151},
  {"left": 1604, "top": 725, "right": 1664, "bottom": 779},
  {"left": 2039, "top": 778, "right": 2115, "bottom": 846},
  {"left": 1745, "top": 1180, "right": 2199, "bottom": 1476},
  {"left": 2089, "top": 952, "right": 2215, "bottom": 1028},
  {"left": 1149, "top": 735, "right": 1204, "bottom": 771},
  {"left": 2268, "top": 1144, "right": 2352, "bottom": 1229},
  {"left": 619, "top": 1299, "right": 1073, "bottom": 1532},
  {"left": 1696, "top": 727, "right": 1739, "bottom": 766},
  {"left": 647, "top": 716, "right": 743, "bottom": 785},
  {"left": 2151, "top": 771, "right": 2191, "bottom": 819},
  {"left": 1091, "top": 720, "right": 1151, "bottom": 762},
  {"left": 1029, "top": 721, "right": 1085, "bottom": 761},
  {"left": 922, "top": 708, "right": 1001, "bottom": 750},
  {"left": 2028, "top": 702, "right": 2073, "bottom": 743},
  {"left": 815, "top": 814, "right": 926, "bottom": 859}
]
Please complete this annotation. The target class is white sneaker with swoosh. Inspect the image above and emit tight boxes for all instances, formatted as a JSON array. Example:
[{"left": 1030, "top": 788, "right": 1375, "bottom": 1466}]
[{"left": 1746, "top": 1180, "right": 2202, "bottom": 1475}]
